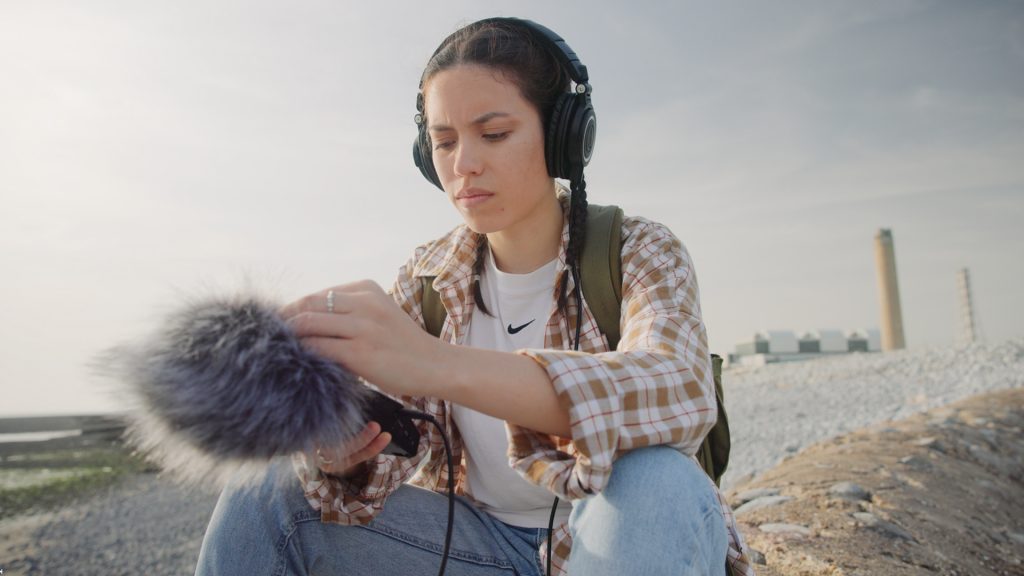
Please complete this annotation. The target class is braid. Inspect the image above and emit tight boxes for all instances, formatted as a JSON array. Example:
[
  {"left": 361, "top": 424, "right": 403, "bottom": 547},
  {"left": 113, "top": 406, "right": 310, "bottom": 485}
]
[
  {"left": 472, "top": 233, "right": 493, "bottom": 317},
  {"left": 557, "top": 176, "right": 588, "bottom": 347}
]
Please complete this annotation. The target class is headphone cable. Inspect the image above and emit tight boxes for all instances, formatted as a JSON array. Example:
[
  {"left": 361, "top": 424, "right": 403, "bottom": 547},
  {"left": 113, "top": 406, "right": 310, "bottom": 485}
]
[
  {"left": 397, "top": 409, "right": 455, "bottom": 576},
  {"left": 544, "top": 262, "right": 584, "bottom": 576},
  {"left": 546, "top": 496, "right": 559, "bottom": 576}
]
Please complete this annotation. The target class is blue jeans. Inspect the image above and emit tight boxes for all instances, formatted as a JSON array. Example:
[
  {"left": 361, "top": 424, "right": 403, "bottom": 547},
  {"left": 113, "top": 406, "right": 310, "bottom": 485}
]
[{"left": 194, "top": 446, "right": 727, "bottom": 575}]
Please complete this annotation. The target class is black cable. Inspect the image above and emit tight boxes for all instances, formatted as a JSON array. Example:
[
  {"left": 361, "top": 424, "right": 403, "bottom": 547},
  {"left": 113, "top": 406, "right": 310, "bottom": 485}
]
[
  {"left": 546, "top": 495, "right": 559, "bottom": 576},
  {"left": 398, "top": 409, "right": 455, "bottom": 576},
  {"left": 571, "top": 263, "right": 584, "bottom": 353},
  {"left": 544, "top": 263, "right": 584, "bottom": 576}
]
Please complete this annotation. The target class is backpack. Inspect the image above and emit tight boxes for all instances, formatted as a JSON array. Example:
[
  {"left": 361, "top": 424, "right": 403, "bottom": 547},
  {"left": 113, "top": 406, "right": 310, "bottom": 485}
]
[{"left": 420, "top": 204, "right": 731, "bottom": 486}]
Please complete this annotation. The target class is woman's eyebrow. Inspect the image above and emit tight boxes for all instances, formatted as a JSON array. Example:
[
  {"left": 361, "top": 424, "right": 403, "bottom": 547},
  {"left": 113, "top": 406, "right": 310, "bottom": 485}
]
[{"left": 428, "top": 111, "right": 512, "bottom": 133}]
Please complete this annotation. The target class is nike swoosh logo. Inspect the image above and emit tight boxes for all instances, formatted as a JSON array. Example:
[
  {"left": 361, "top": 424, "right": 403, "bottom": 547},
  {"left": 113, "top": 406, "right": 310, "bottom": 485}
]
[{"left": 507, "top": 319, "right": 536, "bottom": 335}]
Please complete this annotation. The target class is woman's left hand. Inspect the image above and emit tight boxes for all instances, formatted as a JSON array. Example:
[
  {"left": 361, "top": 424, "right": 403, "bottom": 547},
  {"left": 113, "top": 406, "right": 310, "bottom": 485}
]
[{"left": 279, "top": 280, "right": 444, "bottom": 398}]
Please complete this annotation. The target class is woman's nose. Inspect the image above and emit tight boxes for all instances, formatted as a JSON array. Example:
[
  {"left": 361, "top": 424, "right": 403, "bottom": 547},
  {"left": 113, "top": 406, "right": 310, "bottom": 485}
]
[{"left": 453, "top": 141, "right": 483, "bottom": 177}]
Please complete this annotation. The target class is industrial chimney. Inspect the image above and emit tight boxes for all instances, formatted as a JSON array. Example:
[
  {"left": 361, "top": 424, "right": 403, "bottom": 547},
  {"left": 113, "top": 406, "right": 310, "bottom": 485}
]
[{"left": 874, "top": 229, "right": 906, "bottom": 351}]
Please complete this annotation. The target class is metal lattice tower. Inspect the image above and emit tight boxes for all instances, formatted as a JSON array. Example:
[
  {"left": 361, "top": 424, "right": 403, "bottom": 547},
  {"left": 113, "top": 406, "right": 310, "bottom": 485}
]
[{"left": 957, "top": 268, "right": 978, "bottom": 344}]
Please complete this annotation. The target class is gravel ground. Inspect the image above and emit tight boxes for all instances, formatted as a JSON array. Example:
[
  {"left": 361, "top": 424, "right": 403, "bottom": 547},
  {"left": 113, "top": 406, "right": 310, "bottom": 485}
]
[
  {"left": 1, "top": 473, "right": 219, "bottom": 576},
  {"left": 2, "top": 337, "right": 1022, "bottom": 575},
  {"left": 721, "top": 337, "right": 1024, "bottom": 488}
]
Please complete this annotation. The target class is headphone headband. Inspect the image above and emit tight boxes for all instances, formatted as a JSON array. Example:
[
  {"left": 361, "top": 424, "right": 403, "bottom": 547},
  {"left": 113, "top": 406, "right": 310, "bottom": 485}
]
[
  {"left": 418, "top": 18, "right": 590, "bottom": 94},
  {"left": 471, "top": 18, "right": 590, "bottom": 87}
]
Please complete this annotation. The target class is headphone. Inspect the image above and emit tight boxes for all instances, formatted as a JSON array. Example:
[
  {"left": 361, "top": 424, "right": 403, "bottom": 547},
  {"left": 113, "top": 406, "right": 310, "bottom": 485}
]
[{"left": 412, "top": 17, "right": 597, "bottom": 190}]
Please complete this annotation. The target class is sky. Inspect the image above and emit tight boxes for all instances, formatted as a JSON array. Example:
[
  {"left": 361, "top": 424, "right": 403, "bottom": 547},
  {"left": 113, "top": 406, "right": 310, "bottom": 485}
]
[{"left": 1, "top": 0, "right": 1022, "bottom": 416}]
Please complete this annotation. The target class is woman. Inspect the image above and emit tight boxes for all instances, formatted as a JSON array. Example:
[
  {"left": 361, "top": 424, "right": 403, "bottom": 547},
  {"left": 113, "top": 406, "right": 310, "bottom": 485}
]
[{"left": 195, "top": 17, "right": 754, "bottom": 576}]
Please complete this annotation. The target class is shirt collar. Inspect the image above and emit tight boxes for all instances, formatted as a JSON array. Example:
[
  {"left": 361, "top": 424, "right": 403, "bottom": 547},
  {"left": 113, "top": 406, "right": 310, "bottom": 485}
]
[{"left": 429, "top": 184, "right": 575, "bottom": 293}]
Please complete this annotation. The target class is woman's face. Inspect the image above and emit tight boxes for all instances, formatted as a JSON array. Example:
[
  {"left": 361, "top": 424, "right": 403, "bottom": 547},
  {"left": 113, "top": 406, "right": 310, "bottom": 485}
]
[{"left": 423, "top": 64, "right": 556, "bottom": 236}]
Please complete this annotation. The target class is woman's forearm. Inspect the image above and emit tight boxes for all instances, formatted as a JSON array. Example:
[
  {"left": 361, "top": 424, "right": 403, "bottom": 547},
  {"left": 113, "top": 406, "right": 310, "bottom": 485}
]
[{"left": 429, "top": 342, "right": 572, "bottom": 439}]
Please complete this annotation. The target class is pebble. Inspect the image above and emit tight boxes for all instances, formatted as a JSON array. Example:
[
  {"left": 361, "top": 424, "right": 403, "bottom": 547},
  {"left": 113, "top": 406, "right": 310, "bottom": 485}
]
[
  {"left": 758, "top": 523, "right": 811, "bottom": 536},
  {"left": 898, "top": 455, "right": 930, "bottom": 468},
  {"left": 732, "top": 488, "right": 780, "bottom": 506},
  {"left": 978, "top": 429, "right": 998, "bottom": 446},
  {"left": 851, "top": 512, "right": 916, "bottom": 542},
  {"left": 828, "top": 482, "right": 871, "bottom": 502},
  {"left": 852, "top": 512, "right": 880, "bottom": 526},
  {"left": 734, "top": 495, "right": 795, "bottom": 516}
]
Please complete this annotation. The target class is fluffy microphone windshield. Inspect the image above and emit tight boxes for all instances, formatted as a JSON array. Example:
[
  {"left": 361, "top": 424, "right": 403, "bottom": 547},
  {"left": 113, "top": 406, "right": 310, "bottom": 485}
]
[{"left": 99, "top": 295, "right": 372, "bottom": 485}]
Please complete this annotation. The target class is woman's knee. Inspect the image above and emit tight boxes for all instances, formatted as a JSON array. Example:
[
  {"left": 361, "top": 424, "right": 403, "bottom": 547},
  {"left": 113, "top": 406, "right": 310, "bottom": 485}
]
[
  {"left": 216, "top": 460, "right": 315, "bottom": 525},
  {"left": 609, "top": 446, "right": 724, "bottom": 530},
  {"left": 568, "top": 446, "right": 727, "bottom": 574},
  {"left": 197, "top": 460, "right": 320, "bottom": 568},
  {"left": 595, "top": 446, "right": 712, "bottom": 505}
]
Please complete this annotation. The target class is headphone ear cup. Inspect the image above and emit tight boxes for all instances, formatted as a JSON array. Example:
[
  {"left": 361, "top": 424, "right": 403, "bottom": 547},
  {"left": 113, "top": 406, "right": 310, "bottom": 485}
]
[
  {"left": 413, "top": 126, "right": 443, "bottom": 191},
  {"left": 545, "top": 93, "right": 573, "bottom": 179},
  {"left": 567, "top": 98, "right": 596, "bottom": 177},
  {"left": 546, "top": 93, "right": 595, "bottom": 181}
]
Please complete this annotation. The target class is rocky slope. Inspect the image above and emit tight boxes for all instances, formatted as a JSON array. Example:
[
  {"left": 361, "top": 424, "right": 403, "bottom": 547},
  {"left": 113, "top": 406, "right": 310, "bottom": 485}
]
[{"left": 727, "top": 387, "right": 1024, "bottom": 576}]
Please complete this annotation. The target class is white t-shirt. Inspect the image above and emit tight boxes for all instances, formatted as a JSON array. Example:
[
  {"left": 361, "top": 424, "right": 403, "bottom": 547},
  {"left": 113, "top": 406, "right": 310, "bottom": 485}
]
[{"left": 451, "top": 246, "right": 574, "bottom": 528}]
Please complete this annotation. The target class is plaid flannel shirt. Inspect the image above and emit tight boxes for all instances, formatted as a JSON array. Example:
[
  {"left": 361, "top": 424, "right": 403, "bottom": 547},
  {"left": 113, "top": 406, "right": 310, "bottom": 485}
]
[{"left": 293, "top": 192, "right": 755, "bottom": 575}]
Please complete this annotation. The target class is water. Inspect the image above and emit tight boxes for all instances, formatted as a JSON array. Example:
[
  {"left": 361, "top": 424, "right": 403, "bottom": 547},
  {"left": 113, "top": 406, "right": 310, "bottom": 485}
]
[{"left": 0, "top": 430, "right": 82, "bottom": 444}]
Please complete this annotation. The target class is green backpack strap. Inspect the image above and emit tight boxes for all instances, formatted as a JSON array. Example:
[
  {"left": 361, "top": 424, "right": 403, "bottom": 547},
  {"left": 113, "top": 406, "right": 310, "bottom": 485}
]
[
  {"left": 421, "top": 276, "right": 445, "bottom": 338},
  {"left": 697, "top": 353, "right": 730, "bottom": 486},
  {"left": 579, "top": 204, "right": 624, "bottom": 351}
]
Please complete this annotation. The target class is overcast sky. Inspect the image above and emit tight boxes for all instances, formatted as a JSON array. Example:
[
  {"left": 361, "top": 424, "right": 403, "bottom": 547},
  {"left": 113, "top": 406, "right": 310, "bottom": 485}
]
[{"left": 2, "top": 0, "right": 1022, "bottom": 416}]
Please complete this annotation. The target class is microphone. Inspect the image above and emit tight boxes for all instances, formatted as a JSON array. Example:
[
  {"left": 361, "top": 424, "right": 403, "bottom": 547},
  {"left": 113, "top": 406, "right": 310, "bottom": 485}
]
[{"left": 96, "top": 295, "right": 420, "bottom": 484}]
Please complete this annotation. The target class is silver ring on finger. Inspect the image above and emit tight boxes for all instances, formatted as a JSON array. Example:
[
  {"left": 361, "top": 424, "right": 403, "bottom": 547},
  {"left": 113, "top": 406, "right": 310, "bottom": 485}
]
[
  {"left": 326, "top": 290, "right": 336, "bottom": 313},
  {"left": 316, "top": 447, "right": 334, "bottom": 466}
]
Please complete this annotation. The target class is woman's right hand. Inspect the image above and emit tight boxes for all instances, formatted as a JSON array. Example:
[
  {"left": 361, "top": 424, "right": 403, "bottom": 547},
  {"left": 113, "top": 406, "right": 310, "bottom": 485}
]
[{"left": 315, "top": 421, "right": 392, "bottom": 478}]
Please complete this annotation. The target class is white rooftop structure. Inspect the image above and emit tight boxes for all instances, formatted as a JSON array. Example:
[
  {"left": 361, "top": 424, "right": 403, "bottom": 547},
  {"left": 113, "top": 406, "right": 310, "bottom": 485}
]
[
  {"left": 731, "top": 328, "right": 882, "bottom": 366},
  {"left": 817, "top": 330, "right": 848, "bottom": 353},
  {"left": 761, "top": 330, "right": 799, "bottom": 354},
  {"left": 847, "top": 329, "right": 882, "bottom": 352}
]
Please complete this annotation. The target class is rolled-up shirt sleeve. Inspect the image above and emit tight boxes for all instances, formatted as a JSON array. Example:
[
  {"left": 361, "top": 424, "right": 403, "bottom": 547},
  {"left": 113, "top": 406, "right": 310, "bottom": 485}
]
[
  {"left": 291, "top": 439, "right": 430, "bottom": 524},
  {"left": 511, "top": 217, "right": 717, "bottom": 499}
]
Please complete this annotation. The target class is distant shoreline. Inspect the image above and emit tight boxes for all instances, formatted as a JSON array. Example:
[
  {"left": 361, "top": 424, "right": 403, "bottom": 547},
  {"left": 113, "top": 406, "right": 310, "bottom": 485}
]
[
  {"left": 0, "top": 412, "right": 127, "bottom": 424},
  {"left": 0, "top": 415, "right": 127, "bottom": 458},
  {"left": 0, "top": 414, "right": 126, "bottom": 433},
  {"left": 0, "top": 430, "right": 83, "bottom": 443}
]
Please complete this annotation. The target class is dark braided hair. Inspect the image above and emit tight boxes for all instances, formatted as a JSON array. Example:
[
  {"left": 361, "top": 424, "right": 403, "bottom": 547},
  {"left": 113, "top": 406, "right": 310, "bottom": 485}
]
[
  {"left": 556, "top": 176, "right": 587, "bottom": 345},
  {"left": 471, "top": 232, "right": 492, "bottom": 317},
  {"left": 421, "top": 20, "right": 589, "bottom": 344}
]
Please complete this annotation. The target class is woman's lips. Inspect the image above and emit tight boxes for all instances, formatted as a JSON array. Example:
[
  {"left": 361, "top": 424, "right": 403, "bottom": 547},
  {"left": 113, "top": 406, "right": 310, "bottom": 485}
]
[{"left": 456, "top": 189, "right": 494, "bottom": 207}]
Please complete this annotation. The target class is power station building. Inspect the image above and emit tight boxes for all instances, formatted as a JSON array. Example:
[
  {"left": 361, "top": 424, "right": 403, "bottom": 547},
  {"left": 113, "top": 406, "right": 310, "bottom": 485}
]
[{"left": 729, "top": 329, "right": 881, "bottom": 366}]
